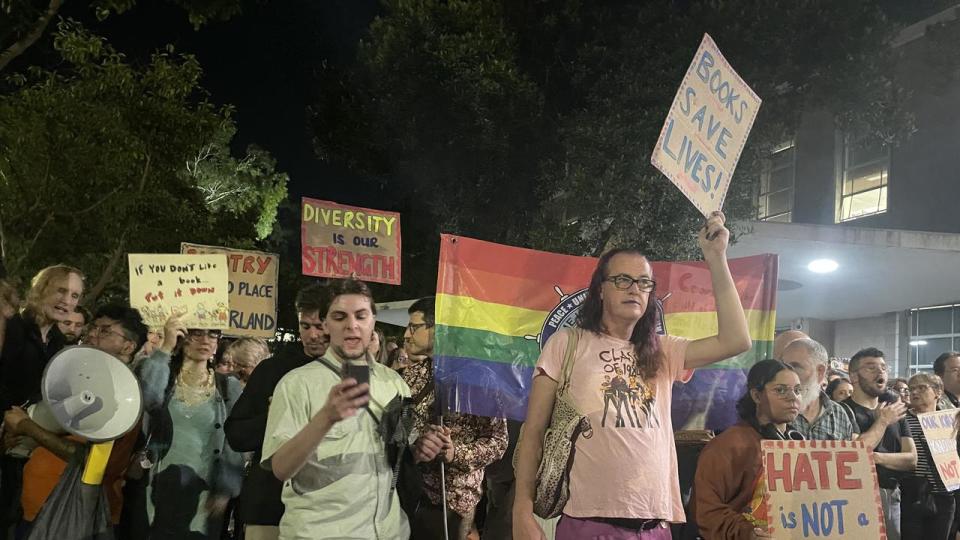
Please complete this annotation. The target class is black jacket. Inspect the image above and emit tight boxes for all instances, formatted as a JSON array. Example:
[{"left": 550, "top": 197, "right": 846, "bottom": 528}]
[
  {"left": 224, "top": 344, "right": 313, "bottom": 525},
  {"left": 0, "top": 312, "right": 66, "bottom": 411}
]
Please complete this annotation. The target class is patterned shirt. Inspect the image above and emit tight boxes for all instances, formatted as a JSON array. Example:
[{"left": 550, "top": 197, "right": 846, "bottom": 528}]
[
  {"left": 402, "top": 357, "right": 508, "bottom": 517},
  {"left": 905, "top": 413, "right": 949, "bottom": 493},
  {"left": 793, "top": 391, "right": 858, "bottom": 441}
]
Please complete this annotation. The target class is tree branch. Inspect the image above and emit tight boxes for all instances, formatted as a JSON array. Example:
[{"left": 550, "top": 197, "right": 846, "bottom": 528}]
[
  {"left": 10, "top": 212, "right": 54, "bottom": 275},
  {"left": 0, "top": 0, "right": 65, "bottom": 73}
]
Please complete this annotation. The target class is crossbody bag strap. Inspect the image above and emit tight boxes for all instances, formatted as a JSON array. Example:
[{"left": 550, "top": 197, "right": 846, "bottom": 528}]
[{"left": 556, "top": 328, "right": 581, "bottom": 397}]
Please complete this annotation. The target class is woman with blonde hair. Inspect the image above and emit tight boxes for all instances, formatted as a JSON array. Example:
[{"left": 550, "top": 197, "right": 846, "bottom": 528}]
[
  {"left": 223, "top": 337, "right": 271, "bottom": 385},
  {"left": 0, "top": 264, "right": 84, "bottom": 535}
]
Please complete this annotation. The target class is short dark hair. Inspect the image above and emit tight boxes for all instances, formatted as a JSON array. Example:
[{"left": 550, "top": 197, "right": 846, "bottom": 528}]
[
  {"left": 408, "top": 297, "right": 435, "bottom": 327},
  {"left": 325, "top": 279, "right": 377, "bottom": 315},
  {"left": 295, "top": 283, "right": 329, "bottom": 316},
  {"left": 849, "top": 347, "right": 885, "bottom": 373},
  {"left": 74, "top": 305, "right": 92, "bottom": 324},
  {"left": 933, "top": 351, "right": 960, "bottom": 376},
  {"left": 825, "top": 377, "right": 851, "bottom": 401},
  {"left": 95, "top": 304, "right": 149, "bottom": 351}
]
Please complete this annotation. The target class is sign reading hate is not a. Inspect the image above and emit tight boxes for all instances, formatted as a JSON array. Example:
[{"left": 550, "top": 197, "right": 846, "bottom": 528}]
[
  {"left": 651, "top": 33, "right": 761, "bottom": 217},
  {"left": 180, "top": 243, "right": 279, "bottom": 339},
  {"left": 129, "top": 254, "right": 230, "bottom": 329},
  {"left": 761, "top": 440, "right": 885, "bottom": 539},
  {"left": 300, "top": 197, "right": 402, "bottom": 285},
  {"left": 917, "top": 409, "right": 960, "bottom": 491}
]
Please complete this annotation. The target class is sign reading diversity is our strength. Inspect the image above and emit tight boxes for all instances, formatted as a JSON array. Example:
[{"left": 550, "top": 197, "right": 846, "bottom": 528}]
[
  {"left": 651, "top": 33, "right": 761, "bottom": 217},
  {"left": 432, "top": 234, "right": 777, "bottom": 430},
  {"left": 300, "top": 197, "right": 402, "bottom": 285},
  {"left": 181, "top": 243, "right": 279, "bottom": 339},
  {"left": 917, "top": 409, "right": 960, "bottom": 491},
  {"left": 128, "top": 253, "right": 230, "bottom": 329},
  {"left": 761, "top": 440, "right": 886, "bottom": 539}
]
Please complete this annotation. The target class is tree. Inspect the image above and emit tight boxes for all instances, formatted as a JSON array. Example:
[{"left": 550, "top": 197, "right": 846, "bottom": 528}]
[
  {"left": 0, "top": 21, "right": 287, "bottom": 302},
  {"left": 309, "top": 0, "right": 944, "bottom": 273},
  {"left": 0, "top": 0, "right": 245, "bottom": 72}
]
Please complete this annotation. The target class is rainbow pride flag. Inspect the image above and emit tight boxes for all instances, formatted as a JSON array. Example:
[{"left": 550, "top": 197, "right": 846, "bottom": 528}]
[{"left": 434, "top": 234, "right": 778, "bottom": 431}]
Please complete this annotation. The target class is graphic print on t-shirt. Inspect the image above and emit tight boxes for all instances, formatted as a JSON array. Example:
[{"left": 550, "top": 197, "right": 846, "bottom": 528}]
[{"left": 598, "top": 347, "right": 658, "bottom": 429}]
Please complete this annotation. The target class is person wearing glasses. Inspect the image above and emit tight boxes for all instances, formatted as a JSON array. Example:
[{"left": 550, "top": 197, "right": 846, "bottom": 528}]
[
  {"left": 900, "top": 373, "right": 957, "bottom": 539},
  {"left": 933, "top": 352, "right": 960, "bottom": 410},
  {"left": 513, "top": 211, "right": 752, "bottom": 540},
  {"left": 4, "top": 304, "right": 148, "bottom": 537},
  {"left": 840, "top": 347, "right": 916, "bottom": 540},
  {"left": 136, "top": 313, "right": 245, "bottom": 539},
  {"left": 693, "top": 359, "right": 804, "bottom": 539}
]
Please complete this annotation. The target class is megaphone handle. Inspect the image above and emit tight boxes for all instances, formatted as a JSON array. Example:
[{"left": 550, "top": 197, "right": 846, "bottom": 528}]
[{"left": 82, "top": 441, "right": 115, "bottom": 485}]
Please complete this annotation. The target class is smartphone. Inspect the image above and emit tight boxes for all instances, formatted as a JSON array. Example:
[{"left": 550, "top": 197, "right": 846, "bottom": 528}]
[{"left": 342, "top": 359, "right": 370, "bottom": 406}]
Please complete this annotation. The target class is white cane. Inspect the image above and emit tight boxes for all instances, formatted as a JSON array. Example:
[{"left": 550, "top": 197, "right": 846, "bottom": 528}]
[{"left": 438, "top": 414, "right": 450, "bottom": 540}]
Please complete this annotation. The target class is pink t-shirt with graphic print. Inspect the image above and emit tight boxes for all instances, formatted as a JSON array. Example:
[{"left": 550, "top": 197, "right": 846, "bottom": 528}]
[{"left": 535, "top": 327, "right": 691, "bottom": 522}]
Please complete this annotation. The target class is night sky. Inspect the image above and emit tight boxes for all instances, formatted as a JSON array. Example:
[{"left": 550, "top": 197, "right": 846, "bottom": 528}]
[{"left": 83, "top": 0, "right": 383, "bottom": 206}]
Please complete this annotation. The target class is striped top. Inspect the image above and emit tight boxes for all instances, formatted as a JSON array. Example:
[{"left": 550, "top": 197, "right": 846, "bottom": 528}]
[{"left": 905, "top": 413, "right": 948, "bottom": 493}]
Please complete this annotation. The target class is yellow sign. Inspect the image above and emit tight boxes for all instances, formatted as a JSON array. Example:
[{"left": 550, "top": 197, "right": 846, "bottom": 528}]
[
  {"left": 651, "top": 33, "right": 761, "bottom": 217},
  {"left": 128, "top": 254, "right": 230, "bottom": 329},
  {"left": 180, "top": 243, "right": 279, "bottom": 339},
  {"left": 761, "top": 440, "right": 885, "bottom": 539},
  {"left": 300, "top": 197, "right": 402, "bottom": 285}
]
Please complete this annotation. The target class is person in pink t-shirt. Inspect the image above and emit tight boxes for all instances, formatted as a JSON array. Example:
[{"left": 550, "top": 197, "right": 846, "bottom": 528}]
[{"left": 513, "top": 211, "right": 752, "bottom": 540}]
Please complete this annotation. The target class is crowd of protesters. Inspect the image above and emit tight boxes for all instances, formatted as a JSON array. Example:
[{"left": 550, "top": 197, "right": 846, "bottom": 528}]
[{"left": 1, "top": 212, "right": 959, "bottom": 540}]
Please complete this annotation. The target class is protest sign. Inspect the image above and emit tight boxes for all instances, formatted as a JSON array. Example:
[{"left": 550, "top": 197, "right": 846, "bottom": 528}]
[
  {"left": 651, "top": 33, "right": 761, "bottom": 217},
  {"left": 917, "top": 409, "right": 960, "bottom": 491},
  {"left": 300, "top": 197, "right": 402, "bottom": 285},
  {"left": 761, "top": 440, "right": 885, "bottom": 539},
  {"left": 180, "top": 243, "right": 279, "bottom": 339},
  {"left": 128, "top": 254, "right": 230, "bottom": 329}
]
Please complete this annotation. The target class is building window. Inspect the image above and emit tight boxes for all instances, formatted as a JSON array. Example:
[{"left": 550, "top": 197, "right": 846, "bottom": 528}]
[
  {"left": 758, "top": 142, "right": 795, "bottom": 222},
  {"left": 837, "top": 133, "right": 890, "bottom": 222},
  {"left": 908, "top": 304, "right": 960, "bottom": 374}
]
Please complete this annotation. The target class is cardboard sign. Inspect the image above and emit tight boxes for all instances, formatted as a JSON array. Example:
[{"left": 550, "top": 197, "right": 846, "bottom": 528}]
[
  {"left": 651, "top": 33, "right": 761, "bottom": 216},
  {"left": 761, "top": 440, "right": 885, "bottom": 539},
  {"left": 917, "top": 410, "right": 960, "bottom": 491},
  {"left": 180, "top": 243, "right": 279, "bottom": 339},
  {"left": 300, "top": 197, "right": 401, "bottom": 285},
  {"left": 128, "top": 254, "right": 230, "bottom": 329}
]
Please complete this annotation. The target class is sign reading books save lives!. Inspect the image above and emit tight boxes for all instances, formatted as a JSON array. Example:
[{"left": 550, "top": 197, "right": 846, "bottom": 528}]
[
  {"left": 128, "top": 253, "right": 230, "bottom": 329},
  {"left": 300, "top": 197, "right": 402, "bottom": 285},
  {"left": 651, "top": 33, "right": 761, "bottom": 217},
  {"left": 181, "top": 243, "right": 279, "bottom": 339}
]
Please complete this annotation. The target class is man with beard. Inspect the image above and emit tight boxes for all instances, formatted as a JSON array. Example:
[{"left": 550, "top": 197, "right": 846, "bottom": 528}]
[
  {"left": 780, "top": 338, "right": 857, "bottom": 440},
  {"left": 224, "top": 283, "right": 330, "bottom": 540},
  {"left": 262, "top": 279, "right": 411, "bottom": 540},
  {"left": 843, "top": 347, "right": 916, "bottom": 540},
  {"left": 57, "top": 305, "right": 90, "bottom": 345}
]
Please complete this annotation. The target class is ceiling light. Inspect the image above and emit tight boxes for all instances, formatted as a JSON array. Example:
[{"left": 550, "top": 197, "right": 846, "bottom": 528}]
[
  {"left": 910, "top": 340, "right": 928, "bottom": 347},
  {"left": 807, "top": 259, "right": 838, "bottom": 273}
]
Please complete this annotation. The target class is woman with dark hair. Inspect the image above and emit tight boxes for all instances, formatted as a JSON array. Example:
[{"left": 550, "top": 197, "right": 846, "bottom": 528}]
[
  {"left": 826, "top": 377, "right": 854, "bottom": 402},
  {"left": 137, "top": 314, "right": 245, "bottom": 539},
  {"left": 694, "top": 359, "right": 803, "bottom": 539},
  {"left": 513, "top": 212, "right": 752, "bottom": 540}
]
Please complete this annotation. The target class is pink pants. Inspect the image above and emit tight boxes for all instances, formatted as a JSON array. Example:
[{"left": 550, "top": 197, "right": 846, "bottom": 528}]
[{"left": 555, "top": 515, "right": 673, "bottom": 540}]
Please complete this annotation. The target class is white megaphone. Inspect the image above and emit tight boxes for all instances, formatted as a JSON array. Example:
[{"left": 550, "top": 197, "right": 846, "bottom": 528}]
[{"left": 16, "top": 346, "right": 143, "bottom": 484}]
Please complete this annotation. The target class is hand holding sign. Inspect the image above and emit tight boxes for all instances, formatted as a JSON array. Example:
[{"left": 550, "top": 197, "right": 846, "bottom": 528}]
[{"left": 698, "top": 211, "right": 729, "bottom": 259}]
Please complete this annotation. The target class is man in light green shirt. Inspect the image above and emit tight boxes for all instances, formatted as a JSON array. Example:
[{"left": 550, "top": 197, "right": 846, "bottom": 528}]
[{"left": 262, "top": 279, "right": 411, "bottom": 540}]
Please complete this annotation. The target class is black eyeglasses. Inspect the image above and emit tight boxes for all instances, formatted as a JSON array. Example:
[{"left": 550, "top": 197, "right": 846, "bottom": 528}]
[
  {"left": 406, "top": 322, "right": 430, "bottom": 333},
  {"left": 187, "top": 329, "right": 222, "bottom": 341},
  {"left": 604, "top": 274, "right": 656, "bottom": 292}
]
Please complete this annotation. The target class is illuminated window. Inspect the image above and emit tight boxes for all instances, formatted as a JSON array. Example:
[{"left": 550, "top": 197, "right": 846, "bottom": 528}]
[
  {"left": 837, "top": 133, "right": 889, "bottom": 222},
  {"left": 908, "top": 304, "right": 960, "bottom": 374},
  {"left": 758, "top": 143, "right": 795, "bottom": 222}
]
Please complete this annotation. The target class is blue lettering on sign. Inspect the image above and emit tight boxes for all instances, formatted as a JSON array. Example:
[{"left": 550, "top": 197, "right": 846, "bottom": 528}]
[
  {"left": 694, "top": 49, "right": 748, "bottom": 124},
  {"left": 780, "top": 500, "right": 851, "bottom": 537}
]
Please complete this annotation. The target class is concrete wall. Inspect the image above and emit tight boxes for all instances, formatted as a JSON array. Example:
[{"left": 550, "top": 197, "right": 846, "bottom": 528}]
[{"left": 832, "top": 312, "right": 905, "bottom": 376}]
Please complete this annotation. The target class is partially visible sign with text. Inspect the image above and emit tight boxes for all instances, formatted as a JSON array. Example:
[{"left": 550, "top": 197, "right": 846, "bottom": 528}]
[{"left": 128, "top": 253, "right": 230, "bottom": 329}]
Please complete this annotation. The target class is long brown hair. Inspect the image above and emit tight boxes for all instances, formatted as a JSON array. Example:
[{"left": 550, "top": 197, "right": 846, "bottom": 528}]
[{"left": 576, "top": 248, "right": 662, "bottom": 381}]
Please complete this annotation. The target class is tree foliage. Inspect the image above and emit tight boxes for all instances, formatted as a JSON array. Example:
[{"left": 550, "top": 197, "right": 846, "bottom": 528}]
[
  {"left": 0, "top": 21, "right": 287, "bottom": 302},
  {"left": 310, "top": 0, "right": 946, "bottom": 283}
]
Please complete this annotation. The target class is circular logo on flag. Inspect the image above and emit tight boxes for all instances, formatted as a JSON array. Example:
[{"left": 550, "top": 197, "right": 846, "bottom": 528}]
[{"left": 537, "top": 287, "right": 669, "bottom": 350}]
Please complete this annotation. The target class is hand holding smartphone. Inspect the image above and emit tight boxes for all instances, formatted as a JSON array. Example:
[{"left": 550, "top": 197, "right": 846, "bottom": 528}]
[{"left": 342, "top": 358, "right": 370, "bottom": 407}]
